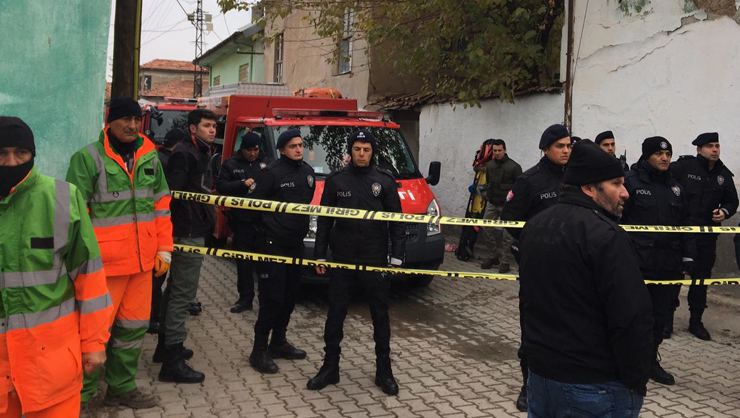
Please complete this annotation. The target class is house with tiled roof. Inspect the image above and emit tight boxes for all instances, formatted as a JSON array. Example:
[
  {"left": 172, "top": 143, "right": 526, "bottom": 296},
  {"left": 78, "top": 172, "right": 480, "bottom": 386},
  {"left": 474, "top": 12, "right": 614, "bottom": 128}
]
[{"left": 138, "top": 59, "right": 209, "bottom": 102}]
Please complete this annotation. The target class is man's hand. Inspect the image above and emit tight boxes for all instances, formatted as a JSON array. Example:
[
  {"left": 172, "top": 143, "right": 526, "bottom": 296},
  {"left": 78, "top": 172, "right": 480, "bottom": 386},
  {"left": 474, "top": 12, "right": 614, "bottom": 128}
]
[
  {"left": 154, "top": 251, "right": 171, "bottom": 278},
  {"left": 82, "top": 351, "right": 106, "bottom": 375},
  {"left": 315, "top": 259, "right": 327, "bottom": 275},
  {"left": 712, "top": 208, "right": 727, "bottom": 223},
  {"left": 243, "top": 178, "right": 255, "bottom": 188}
]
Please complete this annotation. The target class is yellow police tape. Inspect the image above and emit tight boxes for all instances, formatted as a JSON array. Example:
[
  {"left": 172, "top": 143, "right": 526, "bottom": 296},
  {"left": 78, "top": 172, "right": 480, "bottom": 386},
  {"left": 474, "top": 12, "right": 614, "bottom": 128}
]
[
  {"left": 174, "top": 244, "right": 740, "bottom": 286},
  {"left": 171, "top": 191, "right": 740, "bottom": 234}
]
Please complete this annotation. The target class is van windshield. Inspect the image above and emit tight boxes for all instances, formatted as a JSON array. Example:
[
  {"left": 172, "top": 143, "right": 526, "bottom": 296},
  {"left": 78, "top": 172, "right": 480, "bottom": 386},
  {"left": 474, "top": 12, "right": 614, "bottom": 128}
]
[
  {"left": 148, "top": 110, "right": 189, "bottom": 144},
  {"left": 271, "top": 125, "right": 419, "bottom": 178}
]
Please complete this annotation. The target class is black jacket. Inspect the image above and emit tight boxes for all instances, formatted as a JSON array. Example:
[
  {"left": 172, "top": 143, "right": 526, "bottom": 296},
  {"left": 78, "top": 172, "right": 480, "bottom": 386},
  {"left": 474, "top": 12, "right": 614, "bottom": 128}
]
[
  {"left": 314, "top": 164, "right": 405, "bottom": 265},
  {"left": 484, "top": 155, "right": 523, "bottom": 205},
  {"left": 261, "top": 156, "right": 315, "bottom": 245},
  {"left": 501, "top": 156, "right": 565, "bottom": 239},
  {"left": 519, "top": 186, "right": 654, "bottom": 395},
  {"left": 671, "top": 155, "right": 738, "bottom": 242},
  {"left": 216, "top": 154, "right": 270, "bottom": 224},
  {"left": 622, "top": 161, "right": 696, "bottom": 278},
  {"left": 167, "top": 139, "right": 216, "bottom": 238}
]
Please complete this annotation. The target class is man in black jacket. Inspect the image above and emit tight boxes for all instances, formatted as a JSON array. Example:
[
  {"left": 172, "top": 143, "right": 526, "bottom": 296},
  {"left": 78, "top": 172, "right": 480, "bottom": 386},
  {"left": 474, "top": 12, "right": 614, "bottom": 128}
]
[
  {"left": 216, "top": 132, "right": 269, "bottom": 313},
  {"left": 501, "top": 123, "right": 571, "bottom": 412},
  {"left": 622, "top": 137, "right": 695, "bottom": 386},
  {"left": 520, "top": 140, "right": 653, "bottom": 417},
  {"left": 307, "top": 130, "right": 405, "bottom": 396},
  {"left": 670, "top": 132, "right": 738, "bottom": 341},
  {"left": 480, "top": 139, "right": 522, "bottom": 273},
  {"left": 155, "top": 109, "right": 218, "bottom": 384},
  {"left": 249, "top": 129, "right": 315, "bottom": 374}
]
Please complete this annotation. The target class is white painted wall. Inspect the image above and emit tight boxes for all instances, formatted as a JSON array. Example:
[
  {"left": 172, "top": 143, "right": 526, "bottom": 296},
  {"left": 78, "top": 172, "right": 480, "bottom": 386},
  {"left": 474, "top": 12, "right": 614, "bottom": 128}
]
[
  {"left": 419, "top": 94, "right": 564, "bottom": 216},
  {"left": 419, "top": 1, "right": 740, "bottom": 218}
]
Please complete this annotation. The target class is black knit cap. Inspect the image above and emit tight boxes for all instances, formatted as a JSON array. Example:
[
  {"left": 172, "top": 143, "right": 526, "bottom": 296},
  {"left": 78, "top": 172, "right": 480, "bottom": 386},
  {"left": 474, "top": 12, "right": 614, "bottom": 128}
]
[
  {"left": 276, "top": 128, "right": 302, "bottom": 149},
  {"left": 163, "top": 128, "right": 188, "bottom": 148},
  {"left": 564, "top": 139, "right": 625, "bottom": 185},
  {"left": 692, "top": 132, "right": 719, "bottom": 146},
  {"left": 240, "top": 132, "right": 262, "bottom": 150},
  {"left": 107, "top": 96, "right": 142, "bottom": 123},
  {"left": 0, "top": 116, "right": 35, "bottom": 156},
  {"left": 539, "top": 124, "right": 570, "bottom": 150},
  {"left": 641, "top": 136, "right": 672, "bottom": 159},
  {"left": 347, "top": 129, "right": 376, "bottom": 152},
  {"left": 595, "top": 130, "right": 614, "bottom": 145}
]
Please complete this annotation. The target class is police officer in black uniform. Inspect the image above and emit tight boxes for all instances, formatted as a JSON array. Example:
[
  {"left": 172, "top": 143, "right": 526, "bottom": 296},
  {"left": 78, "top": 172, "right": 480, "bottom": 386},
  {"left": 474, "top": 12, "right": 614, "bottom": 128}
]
[
  {"left": 249, "top": 129, "right": 315, "bottom": 374},
  {"left": 595, "top": 130, "right": 629, "bottom": 172},
  {"left": 501, "top": 123, "right": 571, "bottom": 412},
  {"left": 621, "top": 136, "right": 695, "bottom": 386},
  {"left": 216, "top": 132, "right": 269, "bottom": 313},
  {"left": 670, "top": 132, "right": 738, "bottom": 341},
  {"left": 306, "top": 130, "right": 405, "bottom": 396}
]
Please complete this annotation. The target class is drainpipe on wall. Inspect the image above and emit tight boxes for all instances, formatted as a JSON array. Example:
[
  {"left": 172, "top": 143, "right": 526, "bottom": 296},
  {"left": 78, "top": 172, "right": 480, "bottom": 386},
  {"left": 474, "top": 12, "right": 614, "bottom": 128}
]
[{"left": 564, "top": 0, "right": 575, "bottom": 131}]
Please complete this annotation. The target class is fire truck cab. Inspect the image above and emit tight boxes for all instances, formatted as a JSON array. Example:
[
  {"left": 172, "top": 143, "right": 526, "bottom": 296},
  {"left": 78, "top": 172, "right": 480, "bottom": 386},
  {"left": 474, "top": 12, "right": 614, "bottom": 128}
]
[
  {"left": 204, "top": 93, "right": 444, "bottom": 284},
  {"left": 141, "top": 97, "right": 198, "bottom": 145}
]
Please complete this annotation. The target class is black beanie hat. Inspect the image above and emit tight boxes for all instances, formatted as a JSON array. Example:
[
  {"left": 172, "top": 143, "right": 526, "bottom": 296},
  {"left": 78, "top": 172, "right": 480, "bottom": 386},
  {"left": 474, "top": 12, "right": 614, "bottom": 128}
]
[
  {"left": 595, "top": 130, "right": 614, "bottom": 145},
  {"left": 641, "top": 136, "right": 672, "bottom": 159},
  {"left": 564, "top": 139, "right": 625, "bottom": 186},
  {"left": 240, "top": 132, "right": 262, "bottom": 150},
  {"left": 692, "top": 132, "right": 719, "bottom": 146},
  {"left": 348, "top": 129, "right": 376, "bottom": 152},
  {"left": 163, "top": 128, "right": 188, "bottom": 148},
  {"left": 276, "top": 129, "right": 301, "bottom": 149},
  {"left": 107, "top": 96, "right": 142, "bottom": 123},
  {"left": 0, "top": 116, "right": 35, "bottom": 156},
  {"left": 539, "top": 124, "right": 570, "bottom": 150}
]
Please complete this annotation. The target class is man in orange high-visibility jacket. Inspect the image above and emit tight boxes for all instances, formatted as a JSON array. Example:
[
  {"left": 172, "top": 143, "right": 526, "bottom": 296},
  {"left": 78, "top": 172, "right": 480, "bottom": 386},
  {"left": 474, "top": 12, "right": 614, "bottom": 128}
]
[
  {"left": 67, "top": 97, "right": 174, "bottom": 409},
  {"left": 0, "top": 116, "right": 112, "bottom": 417}
]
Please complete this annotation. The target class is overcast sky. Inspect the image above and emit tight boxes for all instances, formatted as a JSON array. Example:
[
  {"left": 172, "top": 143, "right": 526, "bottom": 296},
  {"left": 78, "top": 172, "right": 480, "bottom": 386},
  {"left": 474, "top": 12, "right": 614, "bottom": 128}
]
[{"left": 106, "top": 0, "right": 251, "bottom": 78}]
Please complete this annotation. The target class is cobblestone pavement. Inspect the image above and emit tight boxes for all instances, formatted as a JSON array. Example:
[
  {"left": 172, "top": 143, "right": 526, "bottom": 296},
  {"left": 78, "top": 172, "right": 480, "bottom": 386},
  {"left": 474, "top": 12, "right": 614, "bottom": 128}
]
[{"left": 84, "top": 251, "right": 740, "bottom": 417}]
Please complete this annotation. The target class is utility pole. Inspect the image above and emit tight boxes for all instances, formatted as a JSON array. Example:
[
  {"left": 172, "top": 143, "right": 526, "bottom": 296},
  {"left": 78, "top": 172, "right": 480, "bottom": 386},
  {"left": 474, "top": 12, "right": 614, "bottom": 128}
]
[
  {"left": 111, "top": 0, "right": 143, "bottom": 99},
  {"left": 564, "top": 0, "right": 575, "bottom": 131},
  {"left": 193, "top": 0, "right": 204, "bottom": 97}
]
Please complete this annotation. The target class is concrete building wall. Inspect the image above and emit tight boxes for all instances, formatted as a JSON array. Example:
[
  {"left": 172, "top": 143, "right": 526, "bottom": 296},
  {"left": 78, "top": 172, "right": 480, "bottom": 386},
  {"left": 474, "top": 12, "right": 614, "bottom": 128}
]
[
  {"left": 263, "top": 11, "right": 371, "bottom": 106},
  {"left": 0, "top": 1, "right": 111, "bottom": 179}
]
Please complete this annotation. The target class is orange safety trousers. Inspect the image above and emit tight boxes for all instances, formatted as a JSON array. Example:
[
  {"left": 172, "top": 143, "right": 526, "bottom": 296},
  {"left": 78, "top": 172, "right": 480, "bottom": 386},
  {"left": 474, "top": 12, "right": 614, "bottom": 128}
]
[{"left": 82, "top": 271, "right": 152, "bottom": 401}]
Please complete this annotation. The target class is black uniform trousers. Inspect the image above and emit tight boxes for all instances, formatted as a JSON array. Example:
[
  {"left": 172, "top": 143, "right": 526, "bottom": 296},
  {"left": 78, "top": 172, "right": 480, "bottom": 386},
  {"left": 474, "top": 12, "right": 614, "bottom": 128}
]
[
  {"left": 150, "top": 271, "right": 166, "bottom": 325},
  {"left": 323, "top": 267, "right": 391, "bottom": 360},
  {"left": 687, "top": 240, "right": 717, "bottom": 316},
  {"left": 646, "top": 272, "right": 682, "bottom": 352},
  {"left": 231, "top": 221, "right": 261, "bottom": 303},
  {"left": 253, "top": 237, "right": 303, "bottom": 348}
]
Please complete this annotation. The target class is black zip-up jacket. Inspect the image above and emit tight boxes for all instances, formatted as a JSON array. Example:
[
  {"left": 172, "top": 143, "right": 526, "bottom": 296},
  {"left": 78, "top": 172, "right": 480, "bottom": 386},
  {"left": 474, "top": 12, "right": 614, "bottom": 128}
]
[
  {"left": 501, "top": 156, "right": 565, "bottom": 239},
  {"left": 314, "top": 163, "right": 405, "bottom": 265},
  {"left": 484, "top": 154, "right": 523, "bottom": 205},
  {"left": 261, "top": 156, "right": 315, "bottom": 245},
  {"left": 671, "top": 155, "right": 737, "bottom": 243},
  {"left": 622, "top": 161, "right": 696, "bottom": 278},
  {"left": 216, "top": 154, "right": 269, "bottom": 224},
  {"left": 167, "top": 139, "right": 215, "bottom": 238},
  {"left": 519, "top": 186, "right": 654, "bottom": 395}
]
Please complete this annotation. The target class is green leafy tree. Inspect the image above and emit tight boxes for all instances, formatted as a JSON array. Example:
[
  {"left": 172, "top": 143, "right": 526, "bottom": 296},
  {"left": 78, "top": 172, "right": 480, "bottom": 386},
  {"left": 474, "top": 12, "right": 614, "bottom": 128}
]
[{"left": 219, "top": 0, "right": 564, "bottom": 104}]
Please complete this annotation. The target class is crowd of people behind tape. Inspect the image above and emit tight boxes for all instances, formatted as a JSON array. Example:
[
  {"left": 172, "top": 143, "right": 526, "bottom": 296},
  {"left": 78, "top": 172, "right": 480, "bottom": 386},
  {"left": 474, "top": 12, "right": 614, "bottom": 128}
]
[{"left": 0, "top": 95, "right": 738, "bottom": 417}]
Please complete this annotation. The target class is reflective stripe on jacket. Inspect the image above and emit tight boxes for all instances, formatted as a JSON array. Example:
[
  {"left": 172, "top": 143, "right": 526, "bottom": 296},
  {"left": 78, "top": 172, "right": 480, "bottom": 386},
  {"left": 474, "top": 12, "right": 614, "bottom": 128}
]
[
  {"left": 66, "top": 130, "right": 174, "bottom": 276},
  {"left": 0, "top": 168, "right": 112, "bottom": 412}
]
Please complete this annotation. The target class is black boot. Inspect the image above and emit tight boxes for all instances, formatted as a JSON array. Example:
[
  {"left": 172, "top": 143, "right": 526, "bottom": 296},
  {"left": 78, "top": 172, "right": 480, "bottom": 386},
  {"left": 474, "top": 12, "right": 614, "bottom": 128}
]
[
  {"left": 249, "top": 349, "right": 278, "bottom": 374},
  {"left": 481, "top": 257, "right": 500, "bottom": 269},
  {"left": 269, "top": 340, "right": 307, "bottom": 360},
  {"left": 689, "top": 314, "right": 711, "bottom": 341},
  {"left": 375, "top": 355, "right": 399, "bottom": 396},
  {"left": 307, "top": 357, "right": 340, "bottom": 390},
  {"left": 230, "top": 299, "right": 252, "bottom": 313},
  {"left": 158, "top": 344, "right": 205, "bottom": 383},
  {"left": 651, "top": 360, "right": 675, "bottom": 385},
  {"left": 515, "top": 385, "right": 527, "bottom": 412},
  {"left": 153, "top": 333, "right": 193, "bottom": 363},
  {"left": 187, "top": 301, "right": 203, "bottom": 316}
]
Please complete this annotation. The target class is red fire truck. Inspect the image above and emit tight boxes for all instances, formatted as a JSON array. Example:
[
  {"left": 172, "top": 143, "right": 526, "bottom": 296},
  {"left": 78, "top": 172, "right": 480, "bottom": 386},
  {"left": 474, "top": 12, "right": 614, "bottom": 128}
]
[{"left": 203, "top": 92, "right": 444, "bottom": 285}]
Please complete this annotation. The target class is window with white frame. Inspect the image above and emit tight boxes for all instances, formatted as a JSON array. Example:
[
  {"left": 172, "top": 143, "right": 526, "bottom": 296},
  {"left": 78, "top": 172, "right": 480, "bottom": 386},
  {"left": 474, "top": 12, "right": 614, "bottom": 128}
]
[
  {"left": 274, "top": 33, "right": 284, "bottom": 82},
  {"left": 239, "top": 63, "right": 249, "bottom": 82}
]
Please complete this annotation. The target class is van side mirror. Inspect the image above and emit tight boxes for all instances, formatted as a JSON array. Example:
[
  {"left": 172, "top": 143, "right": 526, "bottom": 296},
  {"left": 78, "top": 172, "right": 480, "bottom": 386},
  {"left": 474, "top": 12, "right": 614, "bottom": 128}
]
[{"left": 426, "top": 161, "right": 441, "bottom": 185}]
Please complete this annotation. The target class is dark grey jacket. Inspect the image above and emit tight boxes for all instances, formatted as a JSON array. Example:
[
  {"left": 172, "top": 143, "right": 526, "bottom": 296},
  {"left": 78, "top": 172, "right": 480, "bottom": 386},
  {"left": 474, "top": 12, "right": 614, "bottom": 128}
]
[{"left": 484, "top": 155, "right": 523, "bottom": 205}]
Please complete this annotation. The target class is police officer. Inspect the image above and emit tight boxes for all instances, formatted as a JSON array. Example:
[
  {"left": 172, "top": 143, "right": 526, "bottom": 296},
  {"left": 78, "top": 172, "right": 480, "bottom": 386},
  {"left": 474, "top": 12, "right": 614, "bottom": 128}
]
[
  {"left": 307, "top": 130, "right": 405, "bottom": 395},
  {"left": 216, "top": 132, "right": 269, "bottom": 313},
  {"left": 670, "top": 132, "right": 738, "bottom": 341},
  {"left": 249, "top": 129, "right": 315, "bottom": 374},
  {"left": 520, "top": 140, "right": 653, "bottom": 416},
  {"left": 595, "top": 130, "right": 629, "bottom": 172},
  {"left": 621, "top": 137, "right": 695, "bottom": 386},
  {"left": 501, "top": 123, "right": 571, "bottom": 412}
]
